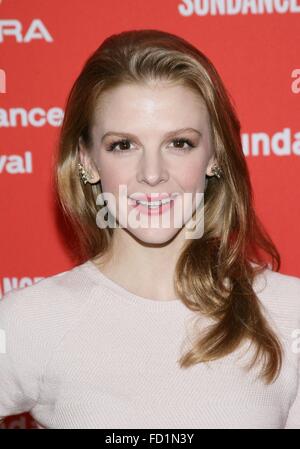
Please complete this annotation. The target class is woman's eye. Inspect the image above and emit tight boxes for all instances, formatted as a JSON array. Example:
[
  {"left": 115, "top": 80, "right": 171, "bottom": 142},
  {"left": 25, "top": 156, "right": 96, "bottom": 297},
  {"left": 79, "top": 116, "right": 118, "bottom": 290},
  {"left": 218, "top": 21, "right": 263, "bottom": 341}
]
[
  {"left": 106, "top": 137, "right": 196, "bottom": 153},
  {"left": 170, "top": 138, "right": 196, "bottom": 151},
  {"left": 107, "top": 139, "right": 132, "bottom": 152}
]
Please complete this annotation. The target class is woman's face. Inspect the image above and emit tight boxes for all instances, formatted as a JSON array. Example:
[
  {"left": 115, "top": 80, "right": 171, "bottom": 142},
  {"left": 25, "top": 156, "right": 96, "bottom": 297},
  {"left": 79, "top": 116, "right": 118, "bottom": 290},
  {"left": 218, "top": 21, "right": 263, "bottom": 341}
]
[{"left": 79, "top": 81, "right": 216, "bottom": 244}]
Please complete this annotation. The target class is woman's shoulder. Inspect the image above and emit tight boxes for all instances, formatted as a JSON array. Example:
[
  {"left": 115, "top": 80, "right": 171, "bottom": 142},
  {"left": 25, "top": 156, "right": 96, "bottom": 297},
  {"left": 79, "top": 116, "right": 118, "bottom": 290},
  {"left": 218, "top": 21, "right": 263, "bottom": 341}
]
[
  {"left": 0, "top": 261, "right": 94, "bottom": 331},
  {"left": 252, "top": 264, "right": 300, "bottom": 328},
  {"left": 253, "top": 264, "right": 300, "bottom": 297},
  {"left": 0, "top": 261, "right": 97, "bottom": 417}
]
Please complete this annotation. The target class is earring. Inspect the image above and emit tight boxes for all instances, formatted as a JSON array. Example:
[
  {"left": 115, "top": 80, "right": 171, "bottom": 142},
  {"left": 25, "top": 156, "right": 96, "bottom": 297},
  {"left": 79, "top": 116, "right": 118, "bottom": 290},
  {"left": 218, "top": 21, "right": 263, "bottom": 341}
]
[
  {"left": 211, "top": 165, "right": 222, "bottom": 179},
  {"left": 78, "top": 162, "right": 100, "bottom": 185}
]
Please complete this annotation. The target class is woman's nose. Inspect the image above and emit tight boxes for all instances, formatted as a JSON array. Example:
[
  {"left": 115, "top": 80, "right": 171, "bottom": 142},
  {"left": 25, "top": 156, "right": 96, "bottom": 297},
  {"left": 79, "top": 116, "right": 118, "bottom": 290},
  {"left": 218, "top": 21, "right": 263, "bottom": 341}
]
[{"left": 137, "top": 151, "right": 169, "bottom": 186}]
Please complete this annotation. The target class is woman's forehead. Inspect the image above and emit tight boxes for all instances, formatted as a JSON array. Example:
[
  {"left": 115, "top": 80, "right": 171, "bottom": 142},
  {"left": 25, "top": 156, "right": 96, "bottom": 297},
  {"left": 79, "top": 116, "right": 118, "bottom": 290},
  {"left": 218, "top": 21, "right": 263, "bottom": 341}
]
[{"left": 92, "top": 83, "right": 209, "bottom": 131}]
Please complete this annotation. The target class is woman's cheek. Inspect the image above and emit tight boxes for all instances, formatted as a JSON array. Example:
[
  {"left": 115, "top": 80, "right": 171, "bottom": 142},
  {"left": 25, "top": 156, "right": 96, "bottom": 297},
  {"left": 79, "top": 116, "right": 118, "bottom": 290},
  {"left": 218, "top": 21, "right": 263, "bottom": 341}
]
[
  {"left": 180, "top": 161, "right": 206, "bottom": 192},
  {"left": 100, "top": 165, "right": 129, "bottom": 194}
]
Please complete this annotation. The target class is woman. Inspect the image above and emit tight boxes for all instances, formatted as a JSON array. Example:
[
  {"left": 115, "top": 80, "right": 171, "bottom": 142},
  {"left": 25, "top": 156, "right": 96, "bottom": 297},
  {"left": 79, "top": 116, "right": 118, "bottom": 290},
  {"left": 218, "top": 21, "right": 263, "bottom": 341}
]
[{"left": 0, "top": 29, "right": 299, "bottom": 429}]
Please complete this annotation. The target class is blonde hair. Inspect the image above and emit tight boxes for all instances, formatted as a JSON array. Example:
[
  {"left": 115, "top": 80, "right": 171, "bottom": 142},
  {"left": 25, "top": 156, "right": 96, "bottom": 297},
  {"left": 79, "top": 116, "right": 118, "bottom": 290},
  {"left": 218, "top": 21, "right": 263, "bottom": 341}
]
[{"left": 54, "top": 29, "right": 283, "bottom": 384}]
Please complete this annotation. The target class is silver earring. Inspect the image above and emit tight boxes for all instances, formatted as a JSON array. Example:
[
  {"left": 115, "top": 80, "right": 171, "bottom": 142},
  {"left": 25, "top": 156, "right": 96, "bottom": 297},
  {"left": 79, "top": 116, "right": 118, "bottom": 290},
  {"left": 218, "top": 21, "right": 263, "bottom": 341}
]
[
  {"left": 78, "top": 162, "right": 100, "bottom": 185},
  {"left": 211, "top": 165, "right": 222, "bottom": 179}
]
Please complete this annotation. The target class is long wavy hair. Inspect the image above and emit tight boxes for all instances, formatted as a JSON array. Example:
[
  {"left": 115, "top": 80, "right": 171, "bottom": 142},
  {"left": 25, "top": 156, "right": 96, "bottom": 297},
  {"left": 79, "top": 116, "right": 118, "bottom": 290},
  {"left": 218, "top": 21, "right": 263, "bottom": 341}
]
[{"left": 54, "top": 29, "right": 283, "bottom": 384}]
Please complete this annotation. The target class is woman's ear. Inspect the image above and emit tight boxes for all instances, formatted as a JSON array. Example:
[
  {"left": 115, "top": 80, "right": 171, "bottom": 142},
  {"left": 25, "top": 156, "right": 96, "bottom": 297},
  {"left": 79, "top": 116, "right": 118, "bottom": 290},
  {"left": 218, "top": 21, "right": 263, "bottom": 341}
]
[
  {"left": 206, "top": 156, "right": 217, "bottom": 177},
  {"left": 78, "top": 136, "right": 101, "bottom": 183}
]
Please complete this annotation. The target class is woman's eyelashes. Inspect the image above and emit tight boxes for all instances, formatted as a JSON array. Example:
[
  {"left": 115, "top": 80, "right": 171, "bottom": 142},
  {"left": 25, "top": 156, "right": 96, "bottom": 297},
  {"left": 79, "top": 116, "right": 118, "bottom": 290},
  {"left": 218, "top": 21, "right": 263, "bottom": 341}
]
[{"left": 106, "top": 137, "right": 197, "bottom": 153}]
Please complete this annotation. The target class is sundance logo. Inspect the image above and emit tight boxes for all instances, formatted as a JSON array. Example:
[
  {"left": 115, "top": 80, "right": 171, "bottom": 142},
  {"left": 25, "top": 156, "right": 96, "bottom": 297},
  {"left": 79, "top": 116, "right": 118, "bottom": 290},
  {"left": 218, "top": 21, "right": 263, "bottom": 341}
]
[
  {"left": 0, "top": 151, "right": 32, "bottom": 174},
  {"left": 178, "top": 0, "right": 300, "bottom": 16},
  {"left": 242, "top": 128, "right": 300, "bottom": 156},
  {"left": 0, "top": 107, "right": 64, "bottom": 127},
  {"left": 0, "top": 69, "right": 5, "bottom": 93},
  {"left": 0, "top": 276, "right": 45, "bottom": 299},
  {"left": 0, "top": 19, "right": 53, "bottom": 43}
]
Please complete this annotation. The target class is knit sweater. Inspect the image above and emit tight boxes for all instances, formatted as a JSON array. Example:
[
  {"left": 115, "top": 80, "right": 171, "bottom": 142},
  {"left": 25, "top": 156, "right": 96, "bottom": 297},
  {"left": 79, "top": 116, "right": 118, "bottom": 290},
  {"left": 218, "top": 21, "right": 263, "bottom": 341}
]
[{"left": 0, "top": 260, "right": 299, "bottom": 429}]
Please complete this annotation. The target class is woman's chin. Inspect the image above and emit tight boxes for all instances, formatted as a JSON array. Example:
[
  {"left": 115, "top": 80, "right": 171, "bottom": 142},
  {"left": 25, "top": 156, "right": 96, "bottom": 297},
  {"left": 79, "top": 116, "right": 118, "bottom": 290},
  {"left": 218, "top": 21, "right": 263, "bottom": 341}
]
[{"left": 126, "top": 226, "right": 183, "bottom": 245}]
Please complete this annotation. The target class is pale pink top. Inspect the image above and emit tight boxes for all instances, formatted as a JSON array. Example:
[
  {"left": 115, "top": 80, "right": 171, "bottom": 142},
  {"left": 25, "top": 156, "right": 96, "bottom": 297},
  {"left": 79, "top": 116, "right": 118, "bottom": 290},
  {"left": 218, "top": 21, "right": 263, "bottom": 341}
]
[{"left": 0, "top": 260, "right": 299, "bottom": 428}]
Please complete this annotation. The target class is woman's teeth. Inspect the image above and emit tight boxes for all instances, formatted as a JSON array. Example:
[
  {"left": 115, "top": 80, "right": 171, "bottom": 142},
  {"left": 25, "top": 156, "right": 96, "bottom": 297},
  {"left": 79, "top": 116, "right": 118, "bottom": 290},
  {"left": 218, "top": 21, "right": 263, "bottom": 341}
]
[{"left": 136, "top": 198, "right": 172, "bottom": 208}]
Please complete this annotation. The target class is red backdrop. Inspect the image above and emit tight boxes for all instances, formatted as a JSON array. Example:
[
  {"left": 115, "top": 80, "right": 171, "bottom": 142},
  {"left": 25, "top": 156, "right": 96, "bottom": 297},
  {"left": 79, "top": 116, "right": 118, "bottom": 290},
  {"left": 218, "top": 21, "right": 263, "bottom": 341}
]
[{"left": 0, "top": 0, "right": 299, "bottom": 428}]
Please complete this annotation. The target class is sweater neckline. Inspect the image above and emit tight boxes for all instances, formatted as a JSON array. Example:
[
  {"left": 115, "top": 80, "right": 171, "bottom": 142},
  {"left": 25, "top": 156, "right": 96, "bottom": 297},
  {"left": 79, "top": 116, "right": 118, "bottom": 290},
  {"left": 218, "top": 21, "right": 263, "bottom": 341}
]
[{"left": 83, "top": 259, "right": 189, "bottom": 312}]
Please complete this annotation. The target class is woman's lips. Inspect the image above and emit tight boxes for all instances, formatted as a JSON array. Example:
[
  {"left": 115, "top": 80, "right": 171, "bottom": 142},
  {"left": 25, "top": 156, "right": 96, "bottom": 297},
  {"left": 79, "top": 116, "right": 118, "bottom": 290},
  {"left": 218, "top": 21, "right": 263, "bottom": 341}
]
[
  {"left": 127, "top": 197, "right": 177, "bottom": 216},
  {"left": 129, "top": 193, "right": 179, "bottom": 202}
]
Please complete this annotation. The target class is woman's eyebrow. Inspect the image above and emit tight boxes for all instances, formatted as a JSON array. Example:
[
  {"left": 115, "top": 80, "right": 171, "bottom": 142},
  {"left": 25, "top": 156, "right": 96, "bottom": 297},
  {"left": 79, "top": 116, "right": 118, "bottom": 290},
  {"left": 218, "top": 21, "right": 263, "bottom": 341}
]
[{"left": 101, "top": 127, "right": 202, "bottom": 142}]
